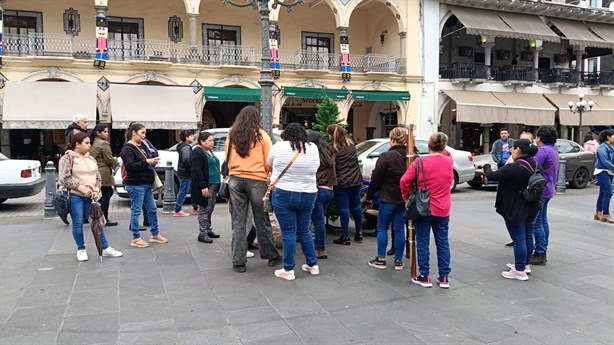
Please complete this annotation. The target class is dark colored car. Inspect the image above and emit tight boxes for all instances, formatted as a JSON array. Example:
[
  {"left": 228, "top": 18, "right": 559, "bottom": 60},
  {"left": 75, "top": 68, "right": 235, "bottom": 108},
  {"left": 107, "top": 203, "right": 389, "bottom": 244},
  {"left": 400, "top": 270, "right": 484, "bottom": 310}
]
[{"left": 468, "top": 139, "right": 595, "bottom": 189}]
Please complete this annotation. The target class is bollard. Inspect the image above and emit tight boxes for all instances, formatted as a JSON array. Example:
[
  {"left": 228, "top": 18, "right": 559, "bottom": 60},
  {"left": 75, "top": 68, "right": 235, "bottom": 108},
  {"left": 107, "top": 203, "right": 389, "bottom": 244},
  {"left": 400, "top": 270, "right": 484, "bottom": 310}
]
[
  {"left": 555, "top": 159, "right": 566, "bottom": 195},
  {"left": 43, "top": 161, "right": 57, "bottom": 219},
  {"left": 162, "top": 161, "right": 176, "bottom": 213}
]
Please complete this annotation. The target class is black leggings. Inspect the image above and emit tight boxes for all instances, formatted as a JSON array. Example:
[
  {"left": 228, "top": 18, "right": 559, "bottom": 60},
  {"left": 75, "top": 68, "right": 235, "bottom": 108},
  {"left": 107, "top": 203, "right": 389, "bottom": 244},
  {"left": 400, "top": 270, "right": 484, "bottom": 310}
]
[{"left": 100, "top": 186, "right": 114, "bottom": 220}]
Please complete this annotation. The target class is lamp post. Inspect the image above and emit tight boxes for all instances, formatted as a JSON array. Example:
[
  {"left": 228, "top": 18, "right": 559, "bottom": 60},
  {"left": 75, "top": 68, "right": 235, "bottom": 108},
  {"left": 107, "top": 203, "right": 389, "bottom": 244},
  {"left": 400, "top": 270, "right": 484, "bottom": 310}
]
[
  {"left": 222, "top": 0, "right": 304, "bottom": 135},
  {"left": 567, "top": 93, "right": 594, "bottom": 145}
]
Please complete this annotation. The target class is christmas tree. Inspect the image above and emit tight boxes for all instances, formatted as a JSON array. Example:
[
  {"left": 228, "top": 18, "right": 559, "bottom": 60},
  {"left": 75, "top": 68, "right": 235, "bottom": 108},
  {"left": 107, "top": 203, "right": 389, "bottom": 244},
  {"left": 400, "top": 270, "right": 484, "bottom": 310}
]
[{"left": 312, "top": 93, "right": 342, "bottom": 141}]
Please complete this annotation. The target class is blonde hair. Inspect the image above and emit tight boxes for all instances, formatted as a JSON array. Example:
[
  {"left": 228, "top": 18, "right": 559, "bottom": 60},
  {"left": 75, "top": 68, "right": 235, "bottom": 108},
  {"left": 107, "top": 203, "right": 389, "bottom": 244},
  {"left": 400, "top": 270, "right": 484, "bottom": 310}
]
[{"left": 389, "top": 127, "right": 408, "bottom": 146}]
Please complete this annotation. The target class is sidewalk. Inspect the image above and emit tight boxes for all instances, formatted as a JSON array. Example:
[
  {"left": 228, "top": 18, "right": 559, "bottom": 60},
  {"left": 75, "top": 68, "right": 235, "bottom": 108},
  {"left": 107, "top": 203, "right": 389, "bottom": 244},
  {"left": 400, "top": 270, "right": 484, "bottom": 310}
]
[{"left": 0, "top": 188, "right": 612, "bottom": 344}]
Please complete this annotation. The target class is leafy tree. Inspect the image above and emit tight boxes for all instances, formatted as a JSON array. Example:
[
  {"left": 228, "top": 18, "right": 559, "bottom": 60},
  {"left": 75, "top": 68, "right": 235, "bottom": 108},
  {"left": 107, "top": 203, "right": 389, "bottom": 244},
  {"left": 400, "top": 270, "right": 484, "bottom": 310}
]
[{"left": 312, "top": 94, "right": 342, "bottom": 141}]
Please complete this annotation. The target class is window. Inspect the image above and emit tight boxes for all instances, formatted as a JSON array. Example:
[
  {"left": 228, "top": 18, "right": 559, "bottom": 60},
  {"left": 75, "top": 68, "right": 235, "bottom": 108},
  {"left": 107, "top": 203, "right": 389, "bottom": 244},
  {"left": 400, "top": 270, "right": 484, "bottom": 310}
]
[
  {"left": 3, "top": 10, "right": 42, "bottom": 35},
  {"left": 555, "top": 140, "right": 579, "bottom": 154},
  {"left": 203, "top": 24, "right": 240, "bottom": 46},
  {"left": 587, "top": 58, "right": 598, "bottom": 73},
  {"left": 107, "top": 17, "right": 144, "bottom": 60},
  {"left": 301, "top": 32, "right": 334, "bottom": 68}
]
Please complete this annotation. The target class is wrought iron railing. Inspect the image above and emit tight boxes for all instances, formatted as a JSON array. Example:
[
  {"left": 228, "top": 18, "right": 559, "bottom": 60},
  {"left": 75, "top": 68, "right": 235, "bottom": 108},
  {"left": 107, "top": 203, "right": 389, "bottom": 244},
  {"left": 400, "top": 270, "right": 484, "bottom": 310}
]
[{"left": 3, "top": 33, "right": 405, "bottom": 74}]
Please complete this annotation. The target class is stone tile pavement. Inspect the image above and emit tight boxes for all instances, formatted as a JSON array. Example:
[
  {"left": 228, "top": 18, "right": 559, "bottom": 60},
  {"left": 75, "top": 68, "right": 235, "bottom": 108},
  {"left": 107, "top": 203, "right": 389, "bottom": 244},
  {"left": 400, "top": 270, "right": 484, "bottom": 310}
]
[{"left": 0, "top": 185, "right": 612, "bottom": 344}]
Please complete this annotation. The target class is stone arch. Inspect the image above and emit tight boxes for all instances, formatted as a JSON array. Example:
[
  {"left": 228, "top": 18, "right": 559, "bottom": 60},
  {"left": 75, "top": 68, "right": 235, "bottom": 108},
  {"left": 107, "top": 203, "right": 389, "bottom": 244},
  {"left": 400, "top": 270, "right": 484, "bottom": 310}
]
[
  {"left": 344, "top": 0, "right": 407, "bottom": 33},
  {"left": 270, "top": 0, "right": 342, "bottom": 28},
  {"left": 439, "top": 6, "right": 454, "bottom": 37},
  {"left": 209, "top": 75, "right": 260, "bottom": 88},
  {"left": 19, "top": 67, "right": 86, "bottom": 82},
  {"left": 350, "top": 82, "right": 408, "bottom": 132},
  {"left": 123, "top": 71, "right": 180, "bottom": 85},
  {"left": 276, "top": 80, "right": 339, "bottom": 125}
]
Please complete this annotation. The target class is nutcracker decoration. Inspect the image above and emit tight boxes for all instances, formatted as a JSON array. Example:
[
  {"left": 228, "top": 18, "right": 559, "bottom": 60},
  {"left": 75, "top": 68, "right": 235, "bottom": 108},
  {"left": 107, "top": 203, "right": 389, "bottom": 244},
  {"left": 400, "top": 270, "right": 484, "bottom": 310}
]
[
  {"left": 340, "top": 34, "right": 351, "bottom": 82},
  {"left": 94, "top": 16, "right": 108, "bottom": 69},
  {"left": 269, "top": 28, "right": 280, "bottom": 80},
  {"left": 0, "top": 10, "right": 4, "bottom": 69}
]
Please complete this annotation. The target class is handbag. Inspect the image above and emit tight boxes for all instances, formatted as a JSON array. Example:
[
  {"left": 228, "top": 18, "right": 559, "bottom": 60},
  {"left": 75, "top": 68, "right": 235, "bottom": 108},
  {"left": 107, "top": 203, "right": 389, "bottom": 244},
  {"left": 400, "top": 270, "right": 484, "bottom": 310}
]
[
  {"left": 52, "top": 190, "right": 71, "bottom": 225},
  {"left": 263, "top": 150, "right": 301, "bottom": 213},
  {"left": 137, "top": 145, "right": 164, "bottom": 192},
  {"left": 217, "top": 140, "right": 233, "bottom": 200},
  {"left": 403, "top": 158, "right": 431, "bottom": 220}
]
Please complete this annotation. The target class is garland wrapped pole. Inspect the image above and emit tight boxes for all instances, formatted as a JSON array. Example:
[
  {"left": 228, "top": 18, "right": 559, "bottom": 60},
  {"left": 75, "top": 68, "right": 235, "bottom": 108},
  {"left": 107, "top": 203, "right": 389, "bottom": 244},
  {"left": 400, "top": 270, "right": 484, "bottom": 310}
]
[{"left": 406, "top": 124, "right": 417, "bottom": 279}]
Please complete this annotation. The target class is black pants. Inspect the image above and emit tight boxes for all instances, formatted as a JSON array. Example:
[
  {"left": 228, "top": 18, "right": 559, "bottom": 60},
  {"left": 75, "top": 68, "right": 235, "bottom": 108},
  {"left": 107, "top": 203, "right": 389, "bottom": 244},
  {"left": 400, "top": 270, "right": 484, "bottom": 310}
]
[{"left": 100, "top": 186, "right": 114, "bottom": 220}]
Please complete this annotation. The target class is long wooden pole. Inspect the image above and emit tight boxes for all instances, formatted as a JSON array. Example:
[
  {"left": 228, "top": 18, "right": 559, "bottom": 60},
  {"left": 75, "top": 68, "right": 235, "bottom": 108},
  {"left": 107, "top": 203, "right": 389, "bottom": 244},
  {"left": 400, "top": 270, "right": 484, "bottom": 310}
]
[{"left": 406, "top": 125, "right": 417, "bottom": 279}]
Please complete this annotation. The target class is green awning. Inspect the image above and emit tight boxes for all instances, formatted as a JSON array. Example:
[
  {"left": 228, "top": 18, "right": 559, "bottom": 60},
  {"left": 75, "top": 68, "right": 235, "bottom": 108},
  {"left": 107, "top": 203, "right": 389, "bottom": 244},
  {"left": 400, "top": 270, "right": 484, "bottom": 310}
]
[
  {"left": 204, "top": 87, "right": 261, "bottom": 102},
  {"left": 351, "top": 90, "right": 411, "bottom": 101},
  {"left": 283, "top": 87, "right": 348, "bottom": 100}
]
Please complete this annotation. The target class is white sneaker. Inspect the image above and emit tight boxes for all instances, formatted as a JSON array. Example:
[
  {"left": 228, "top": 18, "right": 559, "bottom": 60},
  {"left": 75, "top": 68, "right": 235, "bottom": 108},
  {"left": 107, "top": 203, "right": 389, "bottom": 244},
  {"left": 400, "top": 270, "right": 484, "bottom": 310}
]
[
  {"left": 502, "top": 268, "right": 529, "bottom": 281},
  {"left": 102, "top": 247, "right": 123, "bottom": 257},
  {"left": 506, "top": 263, "right": 531, "bottom": 274},
  {"left": 274, "top": 269, "right": 295, "bottom": 281},
  {"left": 246, "top": 251, "right": 255, "bottom": 258},
  {"left": 301, "top": 264, "right": 320, "bottom": 275},
  {"left": 77, "top": 249, "right": 88, "bottom": 262}
]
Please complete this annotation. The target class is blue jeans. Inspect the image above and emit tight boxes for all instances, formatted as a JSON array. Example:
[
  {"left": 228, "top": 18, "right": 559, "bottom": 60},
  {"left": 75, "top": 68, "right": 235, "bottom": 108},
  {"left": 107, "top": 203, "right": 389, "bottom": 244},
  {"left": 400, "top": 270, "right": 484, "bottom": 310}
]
[
  {"left": 505, "top": 214, "right": 537, "bottom": 271},
  {"left": 125, "top": 184, "right": 159, "bottom": 239},
  {"left": 415, "top": 216, "right": 451, "bottom": 278},
  {"left": 69, "top": 194, "right": 109, "bottom": 251},
  {"left": 311, "top": 188, "right": 333, "bottom": 251},
  {"left": 334, "top": 185, "right": 363, "bottom": 237},
  {"left": 175, "top": 177, "right": 191, "bottom": 212},
  {"left": 377, "top": 202, "right": 406, "bottom": 261},
  {"left": 533, "top": 197, "right": 550, "bottom": 254},
  {"left": 595, "top": 172, "right": 613, "bottom": 215},
  {"left": 272, "top": 188, "right": 317, "bottom": 271}
]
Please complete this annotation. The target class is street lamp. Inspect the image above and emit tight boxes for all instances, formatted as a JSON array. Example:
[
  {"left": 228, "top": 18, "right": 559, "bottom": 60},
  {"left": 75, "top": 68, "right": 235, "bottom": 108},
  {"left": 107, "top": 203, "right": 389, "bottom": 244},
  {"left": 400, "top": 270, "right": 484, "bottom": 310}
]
[
  {"left": 222, "top": 0, "right": 304, "bottom": 135},
  {"left": 567, "top": 93, "right": 594, "bottom": 144}
]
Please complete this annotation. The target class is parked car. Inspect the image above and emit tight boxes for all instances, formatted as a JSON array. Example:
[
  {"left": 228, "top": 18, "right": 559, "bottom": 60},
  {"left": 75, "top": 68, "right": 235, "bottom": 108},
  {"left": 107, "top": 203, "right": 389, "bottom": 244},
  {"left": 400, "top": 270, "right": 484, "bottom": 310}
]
[
  {"left": 468, "top": 139, "right": 595, "bottom": 189},
  {"left": 356, "top": 138, "right": 475, "bottom": 191},
  {"left": 114, "top": 128, "right": 282, "bottom": 205},
  {"left": 0, "top": 153, "right": 45, "bottom": 204}
]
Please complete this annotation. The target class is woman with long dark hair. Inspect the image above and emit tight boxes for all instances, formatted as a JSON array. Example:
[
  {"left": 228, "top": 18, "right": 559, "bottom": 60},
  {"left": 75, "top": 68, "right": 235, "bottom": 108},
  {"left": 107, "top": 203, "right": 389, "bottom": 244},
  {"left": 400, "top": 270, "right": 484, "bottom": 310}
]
[
  {"left": 481, "top": 139, "right": 540, "bottom": 281},
  {"left": 307, "top": 130, "right": 336, "bottom": 259},
  {"left": 59, "top": 132, "right": 122, "bottom": 261},
  {"left": 191, "top": 131, "right": 221, "bottom": 243},
  {"left": 225, "top": 106, "right": 282, "bottom": 273},
  {"left": 327, "top": 124, "right": 363, "bottom": 245},
  {"left": 120, "top": 123, "right": 168, "bottom": 248},
  {"left": 268, "top": 123, "right": 320, "bottom": 280},
  {"left": 594, "top": 129, "right": 614, "bottom": 223},
  {"left": 89, "top": 123, "right": 118, "bottom": 226}
]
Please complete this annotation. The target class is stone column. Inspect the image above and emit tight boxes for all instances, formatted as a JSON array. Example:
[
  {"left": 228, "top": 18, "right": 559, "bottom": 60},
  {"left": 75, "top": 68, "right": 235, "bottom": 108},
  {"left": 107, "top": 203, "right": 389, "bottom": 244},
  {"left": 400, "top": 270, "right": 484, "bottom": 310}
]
[
  {"left": 399, "top": 32, "right": 407, "bottom": 73},
  {"left": 532, "top": 46, "right": 542, "bottom": 81},
  {"left": 94, "top": 4, "right": 107, "bottom": 17},
  {"left": 482, "top": 39, "right": 495, "bottom": 79},
  {"left": 188, "top": 13, "right": 198, "bottom": 49},
  {"left": 574, "top": 46, "right": 585, "bottom": 84}
]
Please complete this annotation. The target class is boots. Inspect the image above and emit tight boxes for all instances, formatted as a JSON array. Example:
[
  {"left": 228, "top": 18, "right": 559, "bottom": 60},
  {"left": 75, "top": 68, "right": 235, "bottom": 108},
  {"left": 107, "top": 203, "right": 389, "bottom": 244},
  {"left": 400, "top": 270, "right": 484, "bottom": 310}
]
[
  {"left": 601, "top": 214, "right": 614, "bottom": 223},
  {"left": 316, "top": 250, "right": 328, "bottom": 259},
  {"left": 333, "top": 235, "right": 351, "bottom": 245},
  {"left": 198, "top": 233, "right": 213, "bottom": 243},
  {"left": 594, "top": 211, "right": 603, "bottom": 221},
  {"left": 530, "top": 252, "right": 547, "bottom": 265}
]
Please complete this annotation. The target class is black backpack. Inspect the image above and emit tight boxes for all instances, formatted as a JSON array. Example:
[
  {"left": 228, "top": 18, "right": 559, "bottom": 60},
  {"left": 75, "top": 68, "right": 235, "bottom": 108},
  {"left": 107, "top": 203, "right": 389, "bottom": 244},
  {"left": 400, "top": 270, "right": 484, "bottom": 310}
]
[{"left": 516, "top": 159, "right": 546, "bottom": 203}]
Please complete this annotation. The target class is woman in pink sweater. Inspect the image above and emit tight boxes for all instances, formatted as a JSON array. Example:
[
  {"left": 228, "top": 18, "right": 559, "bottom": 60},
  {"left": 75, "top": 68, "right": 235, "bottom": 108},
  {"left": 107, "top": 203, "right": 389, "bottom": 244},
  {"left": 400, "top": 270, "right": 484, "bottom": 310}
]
[{"left": 400, "top": 132, "right": 454, "bottom": 289}]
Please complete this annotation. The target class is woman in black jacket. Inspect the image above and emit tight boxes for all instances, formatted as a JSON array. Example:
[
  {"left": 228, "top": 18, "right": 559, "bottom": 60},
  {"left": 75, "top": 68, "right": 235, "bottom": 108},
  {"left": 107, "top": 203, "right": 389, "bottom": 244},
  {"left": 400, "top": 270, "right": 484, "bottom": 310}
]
[
  {"left": 327, "top": 124, "right": 363, "bottom": 245},
  {"left": 481, "top": 139, "right": 539, "bottom": 281},
  {"left": 120, "top": 123, "right": 168, "bottom": 248},
  {"left": 365, "top": 127, "right": 407, "bottom": 270}
]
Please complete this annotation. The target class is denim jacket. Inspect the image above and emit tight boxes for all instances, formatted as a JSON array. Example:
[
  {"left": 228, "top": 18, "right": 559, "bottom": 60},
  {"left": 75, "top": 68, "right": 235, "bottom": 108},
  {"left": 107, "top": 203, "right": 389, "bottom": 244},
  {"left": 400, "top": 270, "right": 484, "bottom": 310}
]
[{"left": 595, "top": 143, "right": 614, "bottom": 171}]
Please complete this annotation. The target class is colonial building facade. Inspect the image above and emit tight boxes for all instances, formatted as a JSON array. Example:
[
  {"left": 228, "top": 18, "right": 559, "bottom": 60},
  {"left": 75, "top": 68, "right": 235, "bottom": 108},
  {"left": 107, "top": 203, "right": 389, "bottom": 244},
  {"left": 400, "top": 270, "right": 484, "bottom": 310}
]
[{"left": 0, "top": 0, "right": 419, "bottom": 159}]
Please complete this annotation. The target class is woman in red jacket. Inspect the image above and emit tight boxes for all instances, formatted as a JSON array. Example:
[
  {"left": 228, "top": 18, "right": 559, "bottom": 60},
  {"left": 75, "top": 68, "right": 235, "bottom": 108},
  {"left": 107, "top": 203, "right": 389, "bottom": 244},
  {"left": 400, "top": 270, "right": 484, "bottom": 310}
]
[{"left": 400, "top": 132, "right": 454, "bottom": 289}]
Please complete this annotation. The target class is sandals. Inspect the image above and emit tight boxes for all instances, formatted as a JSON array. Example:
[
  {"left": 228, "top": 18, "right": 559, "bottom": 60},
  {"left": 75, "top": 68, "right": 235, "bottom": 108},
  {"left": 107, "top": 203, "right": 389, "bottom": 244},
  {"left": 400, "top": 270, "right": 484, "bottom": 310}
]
[
  {"left": 130, "top": 238, "right": 150, "bottom": 248},
  {"left": 150, "top": 235, "right": 169, "bottom": 244}
]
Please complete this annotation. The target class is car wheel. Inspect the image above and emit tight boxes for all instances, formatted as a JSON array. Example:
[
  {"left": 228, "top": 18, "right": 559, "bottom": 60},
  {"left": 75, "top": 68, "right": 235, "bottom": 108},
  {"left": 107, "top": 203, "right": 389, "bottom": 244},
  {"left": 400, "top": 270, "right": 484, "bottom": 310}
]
[
  {"left": 569, "top": 167, "right": 589, "bottom": 189},
  {"left": 0, "top": 198, "right": 7, "bottom": 204},
  {"left": 467, "top": 181, "right": 483, "bottom": 188},
  {"left": 451, "top": 172, "right": 458, "bottom": 191},
  {"left": 156, "top": 179, "right": 179, "bottom": 208}
]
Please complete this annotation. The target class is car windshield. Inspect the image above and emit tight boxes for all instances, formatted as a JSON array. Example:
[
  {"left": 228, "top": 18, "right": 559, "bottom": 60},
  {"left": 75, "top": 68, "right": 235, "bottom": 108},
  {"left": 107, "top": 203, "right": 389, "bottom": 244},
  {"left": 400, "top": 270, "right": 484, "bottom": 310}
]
[
  {"left": 0, "top": 153, "right": 8, "bottom": 161},
  {"left": 356, "top": 141, "right": 381, "bottom": 155}
]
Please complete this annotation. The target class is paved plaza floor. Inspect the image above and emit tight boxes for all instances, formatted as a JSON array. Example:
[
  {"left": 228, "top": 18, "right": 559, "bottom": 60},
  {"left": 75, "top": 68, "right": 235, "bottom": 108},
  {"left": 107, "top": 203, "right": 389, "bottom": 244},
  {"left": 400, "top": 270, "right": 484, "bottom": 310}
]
[{"left": 0, "top": 185, "right": 612, "bottom": 344}]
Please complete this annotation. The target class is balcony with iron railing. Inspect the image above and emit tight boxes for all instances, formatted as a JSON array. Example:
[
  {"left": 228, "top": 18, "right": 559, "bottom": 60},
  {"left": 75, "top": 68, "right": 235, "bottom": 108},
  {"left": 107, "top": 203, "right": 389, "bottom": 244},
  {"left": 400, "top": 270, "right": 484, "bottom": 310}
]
[
  {"left": 3, "top": 33, "right": 405, "bottom": 74},
  {"left": 439, "top": 62, "right": 613, "bottom": 86}
]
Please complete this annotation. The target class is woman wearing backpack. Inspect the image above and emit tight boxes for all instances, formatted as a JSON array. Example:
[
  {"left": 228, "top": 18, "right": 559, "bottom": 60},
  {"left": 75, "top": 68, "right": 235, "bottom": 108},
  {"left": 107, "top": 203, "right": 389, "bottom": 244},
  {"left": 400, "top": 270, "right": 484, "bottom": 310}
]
[{"left": 480, "top": 139, "right": 539, "bottom": 281}]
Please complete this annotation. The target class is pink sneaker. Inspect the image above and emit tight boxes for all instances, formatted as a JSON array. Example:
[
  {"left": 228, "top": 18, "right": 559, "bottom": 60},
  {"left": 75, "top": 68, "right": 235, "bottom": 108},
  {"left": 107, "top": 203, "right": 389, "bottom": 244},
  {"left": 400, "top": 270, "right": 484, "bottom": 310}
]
[
  {"left": 173, "top": 211, "right": 190, "bottom": 217},
  {"left": 192, "top": 209, "right": 200, "bottom": 214},
  {"left": 502, "top": 268, "right": 529, "bottom": 281}
]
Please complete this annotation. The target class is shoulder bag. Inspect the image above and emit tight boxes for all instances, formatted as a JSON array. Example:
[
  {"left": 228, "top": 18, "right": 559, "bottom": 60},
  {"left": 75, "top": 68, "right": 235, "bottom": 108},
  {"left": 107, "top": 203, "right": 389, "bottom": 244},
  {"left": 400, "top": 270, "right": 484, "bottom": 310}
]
[
  {"left": 262, "top": 150, "right": 301, "bottom": 213},
  {"left": 403, "top": 158, "right": 432, "bottom": 220},
  {"left": 53, "top": 154, "right": 74, "bottom": 225},
  {"left": 217, "top": 142, "right": 232, "bottom": 200},
  {"left": 136, "top": 146, "right": 163, "bottom": 192}
]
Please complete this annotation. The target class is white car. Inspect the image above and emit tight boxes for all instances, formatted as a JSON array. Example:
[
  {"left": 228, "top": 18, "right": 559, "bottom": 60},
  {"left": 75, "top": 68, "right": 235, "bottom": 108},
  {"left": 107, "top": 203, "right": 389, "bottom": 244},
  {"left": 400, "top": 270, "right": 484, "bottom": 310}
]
[
  {"left": 114, "top": 128, "right": 282, "bottom": 203},
  {"left": 356, "top": 138, "right": 475, "bottom": 191},
  {"left": 0, "top": 152, "right": 45, "bottom": 204}
]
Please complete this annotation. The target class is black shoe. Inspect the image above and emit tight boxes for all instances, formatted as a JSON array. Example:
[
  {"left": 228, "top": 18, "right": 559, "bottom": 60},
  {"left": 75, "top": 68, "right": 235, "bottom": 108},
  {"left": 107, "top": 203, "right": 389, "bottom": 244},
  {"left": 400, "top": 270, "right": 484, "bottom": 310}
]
[
  {"left": 530, "top": 252, "right": 547, "bottom": 266},
  {"left": 233, "top": 265, "right": 246, "bottom": 273},
  {"left": 198, "top": 235, "right": 213, "bottom": 244},
  {"left": 83, "top": 218, "right": 89, "bottom": 224},
  {"left": 387, "top": 248, "right": 395, "bottom": 256},
  {"left": 106, "top": 220, "right": 118, "bottom": 227},
  {"left": 333, "top": 236, "right": 351, "bottom": 245},
  {"left": 207, "top": 231, "right": 220, "bottom": 238},
  {"left": 368, "top": 257, "right": 386, "bottom": 269},
  {"left": 267, "top": 256, "right": 282, "bottom": 267},
  {"left": 505, "top": 241, "right": 514, "bottom": 247},
  {"left": 143, "top": 221, "right": 150, "bottom": 227},
  {"left": 354, "top": 232, "right": 363, "bottom": 242}
]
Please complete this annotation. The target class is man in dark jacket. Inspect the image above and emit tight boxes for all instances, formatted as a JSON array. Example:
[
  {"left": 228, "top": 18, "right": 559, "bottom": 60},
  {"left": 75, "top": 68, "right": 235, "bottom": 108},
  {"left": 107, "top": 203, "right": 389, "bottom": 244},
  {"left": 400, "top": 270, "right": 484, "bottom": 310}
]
[
  {"left": 174, "top": 130, "right": 197, "bottom": 217},
  {"left": 65, "top": 114, "right": 89, "bottom": 147}
]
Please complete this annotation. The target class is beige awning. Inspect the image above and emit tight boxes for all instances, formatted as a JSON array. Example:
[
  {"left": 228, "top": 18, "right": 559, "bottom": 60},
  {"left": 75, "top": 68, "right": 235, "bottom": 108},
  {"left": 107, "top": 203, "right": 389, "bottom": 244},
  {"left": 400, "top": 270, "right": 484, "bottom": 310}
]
[
  {"left": 2, "top": 81, "right": 96, "bottom": 129},
  {"left": 542, "top": 93, "right": 613, "bottom": 126},
  {"left": 547, "top": 18, "right": 610, "bottom": 48},
  {"left": 443, "top": 90, "right": 509, "bottom": 124},
  {"left": 497, "top": 12, "right": 560, "bottom": 42},
  {"left": 585, "top": 22, "right": 614, "bottom": 48},
  {"left": 110, "top": 84, "right": 198, "bottom": 130},
  {"left": 491, "top": 92, "right": 556, "bottom": 126},
  {"left": 448, "top": 6, "right": 516, "bottom": 39}
]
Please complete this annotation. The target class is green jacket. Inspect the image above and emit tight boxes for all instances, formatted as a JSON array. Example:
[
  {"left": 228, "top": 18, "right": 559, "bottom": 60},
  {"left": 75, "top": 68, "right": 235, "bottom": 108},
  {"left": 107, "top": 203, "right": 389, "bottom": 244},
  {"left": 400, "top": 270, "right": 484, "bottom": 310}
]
[{"left": 91, "top": 137, "right": 118, "bottom": 187}]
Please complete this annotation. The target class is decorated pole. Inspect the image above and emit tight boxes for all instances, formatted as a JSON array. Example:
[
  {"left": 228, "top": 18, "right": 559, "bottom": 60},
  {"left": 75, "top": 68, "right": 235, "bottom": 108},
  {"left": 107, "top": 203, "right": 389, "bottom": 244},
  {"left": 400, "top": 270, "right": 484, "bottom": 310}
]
[
  {"left": 406, "top": 124, "right": 417, "bottom": 279},
  {"left": 269, "top": 24, "right": 280, "bottom": 80},
  {"left": 339, "top": 30, "right": 351, "bottom": 82},
  {"left": 94, "top": 14, "right": 108, "bottom": 69}
]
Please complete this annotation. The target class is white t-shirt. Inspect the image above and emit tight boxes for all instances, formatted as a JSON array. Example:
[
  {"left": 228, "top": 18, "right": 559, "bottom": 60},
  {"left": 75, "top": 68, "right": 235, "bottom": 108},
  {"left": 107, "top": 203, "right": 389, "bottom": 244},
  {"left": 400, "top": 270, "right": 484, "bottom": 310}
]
[{"left": 267, "top": 141, "right": 320, "bottom": 193}]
